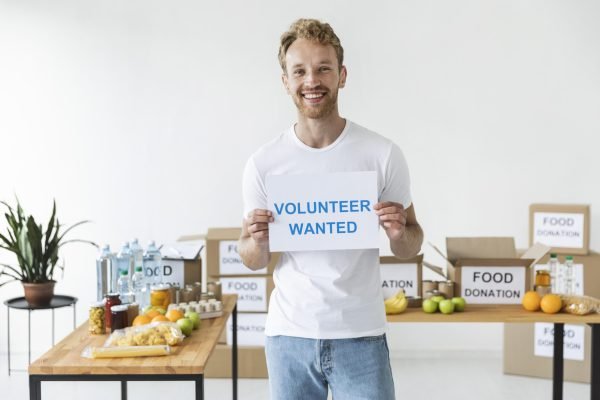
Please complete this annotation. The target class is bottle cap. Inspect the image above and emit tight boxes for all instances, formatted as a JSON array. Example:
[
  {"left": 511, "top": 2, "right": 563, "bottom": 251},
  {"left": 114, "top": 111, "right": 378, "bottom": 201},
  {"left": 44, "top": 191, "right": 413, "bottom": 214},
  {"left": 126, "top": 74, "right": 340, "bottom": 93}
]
[
  {"left": 135, "top": 266, "right": 143, "bottom": 272},
  {"left": 566, "top": 256, "right": 573, "bottom": 260},
  {"left": 120, "top": 270, "right": 128, "bottom": 276},
  {"left": 550, "top": 253, "right": 557, "bottom": 258}
]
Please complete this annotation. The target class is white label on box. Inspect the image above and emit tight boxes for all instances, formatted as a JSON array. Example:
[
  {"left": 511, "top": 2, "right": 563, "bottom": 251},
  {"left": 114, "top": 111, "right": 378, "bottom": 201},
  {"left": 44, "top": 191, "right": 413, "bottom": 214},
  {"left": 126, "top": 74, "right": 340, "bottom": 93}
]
[
  {"left": 534, "top": 323, "right": 585, "bottom": 361},
  {"left": 533, "top": 212, "right": 585, "bottom": 249},
  {"left": 221, "top": 277, "right": 268, "bottom": 312},
  {"left": 380, "top": 263, "right": 418, "bottom": 298},
  {"left": 226, "top": 313, "right": 267, "bottom": 347},
  {"left": 160, "top": 260, "right": 184, "bottom": 288},
  {"left": 534, "top": 263, "right": 584, "bottom": 295},
  {"left": 266, "top": 171, "right": 379, "bottom": 252},
  {"left": 219, "top": 240, "right": 267, "bottom": 275},
  {"left": 460, "top": 266, "right": 525, "bottom": 304}
]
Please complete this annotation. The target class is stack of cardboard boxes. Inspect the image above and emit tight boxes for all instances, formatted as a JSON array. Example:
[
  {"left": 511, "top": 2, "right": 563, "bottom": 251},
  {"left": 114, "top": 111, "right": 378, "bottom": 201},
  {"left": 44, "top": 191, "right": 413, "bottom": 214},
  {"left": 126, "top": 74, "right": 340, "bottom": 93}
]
[{"left": 204, "top": 228, "right": 278, "bottom": 378}]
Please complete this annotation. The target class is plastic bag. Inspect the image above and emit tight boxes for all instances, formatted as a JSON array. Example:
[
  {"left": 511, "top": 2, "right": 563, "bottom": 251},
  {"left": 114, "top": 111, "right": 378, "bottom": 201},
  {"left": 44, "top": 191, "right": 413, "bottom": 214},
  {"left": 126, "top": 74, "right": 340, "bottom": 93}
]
[
  {"left": 104, "top": 322, "right": 185, "bottom": 347},
  {"left": 559, "top": 294, "right": 600, "bottom": 316},
  {"left": 81, "top": 345, "right": 170, "bottom": 359}
]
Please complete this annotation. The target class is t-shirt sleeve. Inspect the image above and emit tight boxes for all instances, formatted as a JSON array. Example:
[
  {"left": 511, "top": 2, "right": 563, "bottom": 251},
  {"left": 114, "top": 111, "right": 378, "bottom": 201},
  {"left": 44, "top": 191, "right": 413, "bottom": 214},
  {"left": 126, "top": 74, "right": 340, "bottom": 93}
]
[
  {"left": 242, "top": 156, "right": 268, "bottom": 217},
  {"left": 380, "top": 143, "right": 412, "bottom": 208}
]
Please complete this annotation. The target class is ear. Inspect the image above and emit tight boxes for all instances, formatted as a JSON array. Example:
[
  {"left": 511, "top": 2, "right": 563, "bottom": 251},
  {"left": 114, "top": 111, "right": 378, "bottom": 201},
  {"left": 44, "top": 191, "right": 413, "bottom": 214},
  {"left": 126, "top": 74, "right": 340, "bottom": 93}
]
[
  {"left": 339, "top": 66, "right": 347, "bottom": 89},
  {"left": 282, "top": 73, "right": 290, "bottom": 95}
]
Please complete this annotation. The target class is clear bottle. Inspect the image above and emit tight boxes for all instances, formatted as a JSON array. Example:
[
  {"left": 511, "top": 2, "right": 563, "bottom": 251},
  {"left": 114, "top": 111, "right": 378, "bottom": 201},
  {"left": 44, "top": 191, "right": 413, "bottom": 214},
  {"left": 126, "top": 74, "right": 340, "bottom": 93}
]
[
  {"left": 131, "top": 266, "right": 148, "bottom": 308},
  {"left": 117, "top": 269, "right": 133, "bottom": 304},
  {"left": 144, "top": 241, "right": 163, "bottom": 284},
  {"left": 564, "top": 256, "right": 574, "bottom": 295},
  {"left": 116, "top": 242, "right": 133, "bottom": 277},
  {"left": 549, "top": 253, "right": 559, "bottom": 293},
  {"left": 130, "top": 238, "right": 144, "bottom": 272},
  {"left": 96, "top": 244, "right": 116, "bottom": 301}
]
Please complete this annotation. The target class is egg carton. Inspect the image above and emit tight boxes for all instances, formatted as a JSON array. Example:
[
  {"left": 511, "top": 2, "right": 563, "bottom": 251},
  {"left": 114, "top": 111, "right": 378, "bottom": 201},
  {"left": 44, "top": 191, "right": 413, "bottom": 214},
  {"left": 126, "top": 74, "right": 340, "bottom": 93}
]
[{"left": 199, "top": 310, "right": 223, "bottom": 319}]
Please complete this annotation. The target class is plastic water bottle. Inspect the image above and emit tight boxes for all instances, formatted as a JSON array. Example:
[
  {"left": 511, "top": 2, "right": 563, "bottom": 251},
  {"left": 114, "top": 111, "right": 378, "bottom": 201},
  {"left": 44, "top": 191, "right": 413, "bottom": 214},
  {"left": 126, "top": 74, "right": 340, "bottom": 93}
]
[
  {"left": 564, "top": 256, "right": 574, "bottom": 295},
  {"left": 131, "top": 266, "right": 148, "bottom": 308},
  {"left": 130, "top": 238, "right": 144, "bottom": 272},
  {"left": 549, "top": 253, "right": 559, "bottom": 293},
  {"left": 117, "top": 269, "right": 133, "bottom": 304},
  {"left": 144, "top": 241, "right": 163, "bottom": 284},
  {"left": 116, "top": 242, "right": 133, "bottom": 277},
  {"left": 96, "top": 244, "right": 116, "bottom": 301}
]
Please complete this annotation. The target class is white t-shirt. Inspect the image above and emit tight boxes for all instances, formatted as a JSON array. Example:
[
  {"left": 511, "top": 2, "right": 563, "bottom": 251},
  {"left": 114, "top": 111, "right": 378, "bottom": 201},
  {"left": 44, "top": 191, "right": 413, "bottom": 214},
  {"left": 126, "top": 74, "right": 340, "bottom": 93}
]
[{"left": 242, "top": 120, "right": 412, "bottom": 339}]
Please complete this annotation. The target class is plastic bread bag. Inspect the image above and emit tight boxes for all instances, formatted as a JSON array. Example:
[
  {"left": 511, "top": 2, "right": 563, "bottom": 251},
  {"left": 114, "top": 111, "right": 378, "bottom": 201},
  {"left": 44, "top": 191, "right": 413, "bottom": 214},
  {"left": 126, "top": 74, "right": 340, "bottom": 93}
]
[
  {"left": 559, "top": 294, "right": 600, "bottom": 316},
  {"left": 81, "top": 345, "right": 170, "bottom": 359},
  {"left": 104, "top": 322, "right": 185, "bottom": 347}
]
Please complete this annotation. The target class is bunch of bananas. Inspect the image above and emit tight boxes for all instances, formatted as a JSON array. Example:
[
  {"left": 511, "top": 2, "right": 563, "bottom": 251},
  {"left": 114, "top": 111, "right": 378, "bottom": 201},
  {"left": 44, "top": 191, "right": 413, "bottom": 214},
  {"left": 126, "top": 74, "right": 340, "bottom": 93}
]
[{"left": 384, "top": 289, "right": 408, "bottom": 314}]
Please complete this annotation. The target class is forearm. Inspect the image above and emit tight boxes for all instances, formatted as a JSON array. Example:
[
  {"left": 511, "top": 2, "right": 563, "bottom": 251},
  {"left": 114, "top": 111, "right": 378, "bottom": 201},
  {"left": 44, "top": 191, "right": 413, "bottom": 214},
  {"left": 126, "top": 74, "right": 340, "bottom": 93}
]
[
  {"left": 390, "top": 223, "right": 423, "bottom": 259},
  {"left": 238, "top": 235, "right": 271, "bottom": 270}
]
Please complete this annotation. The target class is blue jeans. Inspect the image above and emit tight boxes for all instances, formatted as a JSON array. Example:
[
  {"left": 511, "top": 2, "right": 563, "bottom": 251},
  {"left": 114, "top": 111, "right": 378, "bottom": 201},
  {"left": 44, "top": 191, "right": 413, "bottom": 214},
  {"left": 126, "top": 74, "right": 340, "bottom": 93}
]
[{"left": 265, "top": 334, "right": 395, "bottom": 400}]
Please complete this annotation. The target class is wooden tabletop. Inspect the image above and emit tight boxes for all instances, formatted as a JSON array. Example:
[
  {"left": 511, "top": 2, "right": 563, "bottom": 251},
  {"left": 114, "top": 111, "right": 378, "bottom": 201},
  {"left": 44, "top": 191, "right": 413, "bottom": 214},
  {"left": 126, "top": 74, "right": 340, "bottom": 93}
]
[
  {"left": 29, "top": 294, "right": 237, "bottom": 375},
  {"left": 387, "top": 305, "right": 600, "bottom": 324}
]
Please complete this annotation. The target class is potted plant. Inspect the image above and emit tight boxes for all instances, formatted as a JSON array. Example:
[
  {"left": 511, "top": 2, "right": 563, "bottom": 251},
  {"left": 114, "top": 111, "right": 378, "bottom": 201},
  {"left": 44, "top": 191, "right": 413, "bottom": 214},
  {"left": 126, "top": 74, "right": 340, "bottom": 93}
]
[{"left": 0, "top": 198, "right": 96, "bottom": 307}]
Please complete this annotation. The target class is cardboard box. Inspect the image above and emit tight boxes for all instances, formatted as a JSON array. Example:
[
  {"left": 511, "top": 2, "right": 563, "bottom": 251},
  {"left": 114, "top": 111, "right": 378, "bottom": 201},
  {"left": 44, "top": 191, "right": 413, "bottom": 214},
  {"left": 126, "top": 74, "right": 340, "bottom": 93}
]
[
  {"left": 213, "top": 275, "right": 275, "bottom": 313},
  {"left": 431, "top": 238, "right": 549, "bottom": 304},
  {"left": 380, "top": 255, "right": 423, "bottom": 297},
  {"left": 218, "top": 312, "right": 269, "bottom": 345},
  {"left": 204, "top": 345, "right": 268, "bottom": 378},
  {"left": 206, "top": 228, "right": 278, "bottom": 276},
  {"left": 158, "top": 236, "right": 204, "bottom": 287},
  {"left": 529, "top": 204, "right": 590, "bottom": 255},
  {"left": 504, "top": 251, "right": 600, "bottom": 383}
]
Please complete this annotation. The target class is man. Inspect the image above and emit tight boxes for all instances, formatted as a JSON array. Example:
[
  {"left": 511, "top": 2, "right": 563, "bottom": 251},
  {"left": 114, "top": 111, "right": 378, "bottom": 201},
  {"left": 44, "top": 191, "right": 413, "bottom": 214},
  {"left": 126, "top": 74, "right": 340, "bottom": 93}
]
[{"left": 239, "top": 18, "right": 423, "bottom": 400}]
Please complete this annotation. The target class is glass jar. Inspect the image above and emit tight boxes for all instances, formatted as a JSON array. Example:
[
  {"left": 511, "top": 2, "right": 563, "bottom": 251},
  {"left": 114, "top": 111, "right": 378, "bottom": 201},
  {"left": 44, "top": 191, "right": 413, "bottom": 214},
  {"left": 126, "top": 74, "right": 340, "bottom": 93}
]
[
  {"left": 438, "top": 281, "right": 454, "bottom": 299},
  {"left": 207, "top": 281, "right": 221, "bottom": 301},
  {"left": 182, "top": 285, "right": 195, "bottom": 303},
  {"left": 104, "top": 293, "right": 121, "bottom": 330},
  {"left": 150, "top": 284, "right": 171, "bottom": 309},
  {"left": 110, "top": 305, "right": 129, "bottom": 332},
  {"left": 535, "top": 270, "right": 551, "bottom": 287},
  {"left": 127, "top": 303, "right": 139, "bottom": 327},
  {"left": 422, "top": 280, "right": 438, "bottom": 294},
  {"left": 89, "top": 302, "right": 105, "bottom": 335}
]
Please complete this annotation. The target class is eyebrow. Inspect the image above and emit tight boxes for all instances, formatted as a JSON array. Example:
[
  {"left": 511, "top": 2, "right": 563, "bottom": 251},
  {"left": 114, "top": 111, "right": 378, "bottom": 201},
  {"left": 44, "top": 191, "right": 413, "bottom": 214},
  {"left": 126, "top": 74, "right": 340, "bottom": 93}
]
[{"left": 290, "top": 61, "right": 334, "bottom": 69}]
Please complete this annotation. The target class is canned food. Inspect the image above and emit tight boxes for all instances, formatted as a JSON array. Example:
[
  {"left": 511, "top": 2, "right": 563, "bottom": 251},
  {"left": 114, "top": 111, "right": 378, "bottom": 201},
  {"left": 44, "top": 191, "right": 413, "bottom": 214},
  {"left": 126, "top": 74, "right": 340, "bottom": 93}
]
[
  {"left": 89, "top": 302, "right": 105, "bottom": 335},
  {"left": 207, "top": 281, "right": 222, "bottom": 301},
  {"left": 150, "top": 284, "right": 171, "bottom": 309},
  {"left": 438, "top": 281, "right": 454, "bottom": 299},
  {"left": 422, "top": 280, "right": 438, "bottom": 294},
  {"left": 535, "top": 270, "right": 551, "bottom": 287},
  {"left": 110, "top": 305, "right": 129, "bottom": 332},
  {"left": 104, "top": 293, "right": 121, "bottom": 331}
]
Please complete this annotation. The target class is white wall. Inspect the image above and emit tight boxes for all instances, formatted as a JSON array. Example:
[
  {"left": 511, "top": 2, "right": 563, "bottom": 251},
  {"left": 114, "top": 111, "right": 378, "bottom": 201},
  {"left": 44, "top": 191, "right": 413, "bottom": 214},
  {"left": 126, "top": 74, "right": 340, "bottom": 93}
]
[{"left": 1, "top": 0, "right": 599, "bottom": 360}]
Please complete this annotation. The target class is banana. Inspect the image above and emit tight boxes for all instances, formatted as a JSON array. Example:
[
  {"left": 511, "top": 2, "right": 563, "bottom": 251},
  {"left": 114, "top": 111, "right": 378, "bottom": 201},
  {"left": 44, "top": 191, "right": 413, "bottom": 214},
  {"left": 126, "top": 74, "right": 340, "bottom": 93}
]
[{"left": 384, "top": 290, "right": 408, "bottom": 314}]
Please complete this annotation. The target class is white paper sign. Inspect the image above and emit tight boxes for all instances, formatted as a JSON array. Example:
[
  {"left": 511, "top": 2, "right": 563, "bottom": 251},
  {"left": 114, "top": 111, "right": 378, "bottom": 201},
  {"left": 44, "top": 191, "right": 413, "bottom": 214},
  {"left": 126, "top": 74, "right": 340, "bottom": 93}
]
[
  {"left": 534, "top": 323, "right": 585, "bottom": 361},
  {"left": 460, "top": 266, "right": 526, "bottom": 304},
  {"left": 266, "top": 171, "right": 379, "bottom": 252},
  {"left": 534, "top": 263, "right": 584, "bottom": 295},
  {"left": 160, "top": 260, "right": 184, "bottom": 287},
  {"left": 533, "top": 212, "right": 585, "bottom": 248},
  {"left": 221, "top": 277, "right": 269, "bottom": 312},
  {"left": 219, "top": 240, "right": 267, "bottom": 275},
  {"left": 226, "top": 313, "right": 267, "bottom": 347},
  {"left": 381, "top": 263, "right": 418, "bottom": 298}
]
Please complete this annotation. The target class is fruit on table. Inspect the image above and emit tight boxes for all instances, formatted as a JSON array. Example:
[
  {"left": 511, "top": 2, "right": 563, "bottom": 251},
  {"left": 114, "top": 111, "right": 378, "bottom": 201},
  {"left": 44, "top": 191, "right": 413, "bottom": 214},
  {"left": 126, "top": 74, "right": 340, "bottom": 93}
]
[
  {"left": 107, "top": 323, "right": 184, "bottom": 346},
  {"left": 540, "top": 294, "right": 562, "bottom": 314},
  {"left": 430, "top": 295, "right": 445, "bottom": 303},
  {"left": 451, "top": 297, "right": 466, "bottom": 312},
  {"left": 177, "top": 317, "right": 194, "bottom": 336},
  {"left": 165, "top": 309, "right": 185, "bottom": 323},
  {"left": 132, "top": 315, "right": 152, "bottom": 326},
  {"left": 384, "top": 290, "right": 408, "bottom": 314},
  {"left": 185, "top": 311, "right": 201, "bottom": 329},
  {"left": 151, "top": 315, "right": 170, "bottom": 323},
  {"left": 439, "top": 299, "right": 455, "bottom": 314},
  {"left": 422, "top": 299, "right": 438, "bottom": 313},
  {"left": 522, "top": 291, "right": 542, "bottom": 311}
]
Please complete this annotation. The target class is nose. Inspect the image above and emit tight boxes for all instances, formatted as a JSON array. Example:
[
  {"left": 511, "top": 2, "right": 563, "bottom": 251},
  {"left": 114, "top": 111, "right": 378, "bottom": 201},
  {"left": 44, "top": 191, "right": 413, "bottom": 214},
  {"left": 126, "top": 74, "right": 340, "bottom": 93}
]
[{"left": 303, "top": 69, "right": 320, "bottom": 87}]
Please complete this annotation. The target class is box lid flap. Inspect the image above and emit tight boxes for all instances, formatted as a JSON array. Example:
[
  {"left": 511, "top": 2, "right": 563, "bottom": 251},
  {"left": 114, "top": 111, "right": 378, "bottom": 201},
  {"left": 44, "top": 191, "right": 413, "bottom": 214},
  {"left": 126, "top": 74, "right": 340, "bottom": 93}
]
[
  {"left": 520, "top": 242, "right": 552, "bottom": 266},
  {"left": 446, "top": 237, "right": 516, "bottom": 262},
  {"left": 207, "top": 228, "right": 242, "bottom": 240},
  {"left": 161, "top": 240, "right": 204, "bottom": 260},
  {"left": 455, "top": 258, "right": 533, "bottom": 268}
]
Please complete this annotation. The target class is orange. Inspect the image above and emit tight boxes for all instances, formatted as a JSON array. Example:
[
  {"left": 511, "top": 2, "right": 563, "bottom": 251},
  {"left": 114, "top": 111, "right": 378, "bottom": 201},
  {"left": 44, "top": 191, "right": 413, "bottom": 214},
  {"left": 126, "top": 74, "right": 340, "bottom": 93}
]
[
  {"left": 132, "top": 315, "right": 152, "bottom": 326},
  {"left": 151, "top": 315, "right": 170, "bottom": 323},
  {"left": 165, "top": 309, "right": 185, "bottom": 323},
  {"left": 522, "top": 291, "right": 541, "bottom": 311},
  {"left": 145, "top": 309, "right": 161, "bottom": 319},
  {"left": 540, "top": 294, "right": 562, "bottom": 314}
]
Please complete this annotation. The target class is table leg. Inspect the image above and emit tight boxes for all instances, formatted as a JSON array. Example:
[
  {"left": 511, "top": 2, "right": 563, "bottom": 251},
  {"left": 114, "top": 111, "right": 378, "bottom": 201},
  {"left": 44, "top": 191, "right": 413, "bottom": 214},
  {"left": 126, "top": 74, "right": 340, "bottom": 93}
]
[
  {"left": 7, "top": 306, "right": 11, "bottom": 376},
  {"left": 553, "top": 323, "right": 564, "bottom": 400},
  {"left": 28, "top": 309, "right": 32, "bottom": 366},
  {"left": 73, "top": 303, "right": 76, "bottom": 330},
  {"left": 121, "top": 380, "right": 127, "bottom": 400},
  {"left": 196, "top": 375, "right": 204, "bottom": 400},
  {"left": 591, "top": 324, "right": 599, "bottom": 400},
  {"left": 29, "top": 375, "right": 41, "bottom": 400},
  {"left": 232, "top": 304, "right": 237, "bottom": 400},
  {"left": 52, "top": 309, "right": 55, "bottom": 346}
]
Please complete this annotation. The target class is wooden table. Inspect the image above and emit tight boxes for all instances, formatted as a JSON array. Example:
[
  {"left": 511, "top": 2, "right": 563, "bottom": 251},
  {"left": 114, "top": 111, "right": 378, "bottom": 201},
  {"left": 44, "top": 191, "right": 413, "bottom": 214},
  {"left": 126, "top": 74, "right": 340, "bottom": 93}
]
[
  {"left": 387, "top": 305, "right": 600, "bottom": 400},
  {"left": 28, "top": 294, "right": 238, "bottom": 400}
]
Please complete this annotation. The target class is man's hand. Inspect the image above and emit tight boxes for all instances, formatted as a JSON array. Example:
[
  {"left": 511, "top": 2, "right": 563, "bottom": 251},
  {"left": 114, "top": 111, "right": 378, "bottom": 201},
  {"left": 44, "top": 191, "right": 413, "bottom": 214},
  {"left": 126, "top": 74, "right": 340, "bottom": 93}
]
[
  {"left": 242, "top": 209, "right": 274, "bottom": 247},
  {"left": 374, "top": 201, "right": 407, "bottom": 241}
]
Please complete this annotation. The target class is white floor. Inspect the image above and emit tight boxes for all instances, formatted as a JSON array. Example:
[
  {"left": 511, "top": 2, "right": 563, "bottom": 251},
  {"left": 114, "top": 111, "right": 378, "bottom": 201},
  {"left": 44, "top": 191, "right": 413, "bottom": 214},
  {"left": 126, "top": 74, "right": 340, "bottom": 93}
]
[{"left": 1, "top": 353, "right": 590, "bottom": 400}]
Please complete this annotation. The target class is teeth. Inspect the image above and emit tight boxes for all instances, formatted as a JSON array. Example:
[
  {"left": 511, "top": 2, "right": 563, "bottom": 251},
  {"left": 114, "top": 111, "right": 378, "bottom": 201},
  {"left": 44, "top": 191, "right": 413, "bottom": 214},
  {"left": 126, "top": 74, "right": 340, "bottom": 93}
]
[{"left": 303, "top": 93, "right": 323, "bottom": 99}]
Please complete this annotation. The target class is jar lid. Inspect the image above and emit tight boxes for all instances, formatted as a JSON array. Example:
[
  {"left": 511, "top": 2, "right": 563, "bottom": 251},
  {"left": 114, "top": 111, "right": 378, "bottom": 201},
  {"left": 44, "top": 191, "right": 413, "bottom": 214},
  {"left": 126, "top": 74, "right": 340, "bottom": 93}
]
[
  {"left": 151, "top": 283, "right": 170, "bottom": 290},
  {"left": 111, "top": 305, "right": 129, "bottom": 312},
  {"left": 104, "top": 292, "right": 120, "bottom": 298},
  {"left": 90, "top": 301, "right": 104, "bottom": 308}
]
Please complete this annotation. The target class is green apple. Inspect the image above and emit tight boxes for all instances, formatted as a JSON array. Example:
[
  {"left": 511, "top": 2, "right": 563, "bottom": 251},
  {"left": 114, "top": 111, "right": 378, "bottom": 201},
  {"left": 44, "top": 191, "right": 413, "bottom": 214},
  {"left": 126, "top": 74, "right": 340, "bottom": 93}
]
[
  {"left": 439, "top": 299, "right": 455, "bottom": 314},
  {"left": 185, "top": 311, "right": 201, "bottom": 330},
  {"left": 177, "top": 317, "right": 194, "bottom": 336},
  {"left": 143, "top": 305, "right": 153, "bottom": 315},
  {"left": 451, "top": 297, "right": 466, "bottom": 312},
  {"left": 422, "top": 299, "right": 438, "bottom": 313},
  {"left": 430, "top": 295, "right": 445, "bottom": 303},
  {"left": 155, "top": 307, "right": 167, "bottom": 315}
]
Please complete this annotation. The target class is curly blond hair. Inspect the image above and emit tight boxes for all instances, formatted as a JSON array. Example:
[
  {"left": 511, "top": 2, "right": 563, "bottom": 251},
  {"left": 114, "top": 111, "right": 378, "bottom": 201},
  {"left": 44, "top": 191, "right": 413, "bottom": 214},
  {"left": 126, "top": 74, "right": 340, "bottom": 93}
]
[{"left": 278, "top": 18, "right": 344, "bottom": 72}]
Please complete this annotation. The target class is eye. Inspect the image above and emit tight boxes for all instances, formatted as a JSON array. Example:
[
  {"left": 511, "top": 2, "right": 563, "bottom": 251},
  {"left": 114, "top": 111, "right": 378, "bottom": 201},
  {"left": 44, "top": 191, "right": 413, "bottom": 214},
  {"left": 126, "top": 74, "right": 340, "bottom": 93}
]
[
  {"left": 293, "top": 69, "right": 304, "bottom": 76},
  {"left": 320, "top": 66, "right": 331, "bottom": 72}
]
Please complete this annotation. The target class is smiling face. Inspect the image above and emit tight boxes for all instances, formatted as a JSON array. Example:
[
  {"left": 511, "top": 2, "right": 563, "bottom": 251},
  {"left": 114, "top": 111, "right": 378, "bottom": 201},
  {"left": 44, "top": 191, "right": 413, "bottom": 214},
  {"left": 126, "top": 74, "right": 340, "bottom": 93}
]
[{"left": 282, "top": 38, "right": 347, "bottom": 120}]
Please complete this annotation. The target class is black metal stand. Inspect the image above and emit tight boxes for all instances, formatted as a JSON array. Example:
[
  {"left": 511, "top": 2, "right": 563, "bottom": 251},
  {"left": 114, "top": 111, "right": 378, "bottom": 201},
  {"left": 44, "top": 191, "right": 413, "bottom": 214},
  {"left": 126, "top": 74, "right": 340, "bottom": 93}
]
[
  {"left": 5, "top": 295, "right": 77, "bottom": 375},
  {"left": 552, "top": 323, "right": 564, "bottom": 400},
  {"left": 232, "top": 304, "right": 238, "bottom": 400},
  {"left": 591, "top": 324, "right": 599, "bottom": 400}
]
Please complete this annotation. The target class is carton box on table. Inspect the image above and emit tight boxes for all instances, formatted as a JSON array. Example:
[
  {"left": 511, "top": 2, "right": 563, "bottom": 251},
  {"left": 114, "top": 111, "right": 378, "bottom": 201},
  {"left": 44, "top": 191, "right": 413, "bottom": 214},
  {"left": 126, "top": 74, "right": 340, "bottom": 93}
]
[
  {"left": 204, "top": 345, "right": 268, "bottom": 378},
  {"left": 159, "top": 235, "right": 204, "bottom": 287},
  {"left": 380, "top": 255, "right": 424, "bottom": 297},
  {"left": 529, "top": 204, "right": 590, "bottom": 255}
]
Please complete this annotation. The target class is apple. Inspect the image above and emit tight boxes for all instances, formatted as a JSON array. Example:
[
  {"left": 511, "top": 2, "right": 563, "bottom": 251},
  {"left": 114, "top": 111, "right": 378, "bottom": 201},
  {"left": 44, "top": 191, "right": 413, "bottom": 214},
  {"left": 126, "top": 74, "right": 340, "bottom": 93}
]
[
  {"left": 422, "top": 299, "right": 438, "bottom": 313},
  {"left": 451, "top": 297, "right": 466, "bottom": 312},
  {"left": 185, "top": 311, "right": 201, "bottom": 330},
  {"left": 439, "top": 299, "right": 455, "bottom": 314},
  {"left": 177, "top": 317, "right": 194, "bottom": 336},
  {"left": 430, "top": 295, "right": 445, "bottom": 303},
  {"left": 155, "top": 307, "right": 167, "bottom": 315},
  {"left": 143, "top": 305, "right": 153, "bottom": 315}
]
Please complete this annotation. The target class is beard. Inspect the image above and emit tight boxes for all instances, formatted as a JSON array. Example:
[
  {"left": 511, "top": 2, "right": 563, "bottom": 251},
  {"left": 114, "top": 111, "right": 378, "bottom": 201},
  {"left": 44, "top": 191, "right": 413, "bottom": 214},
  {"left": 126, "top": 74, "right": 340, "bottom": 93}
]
[{"left": 291, "top": 86, "right": 339, "bottom": 119}]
